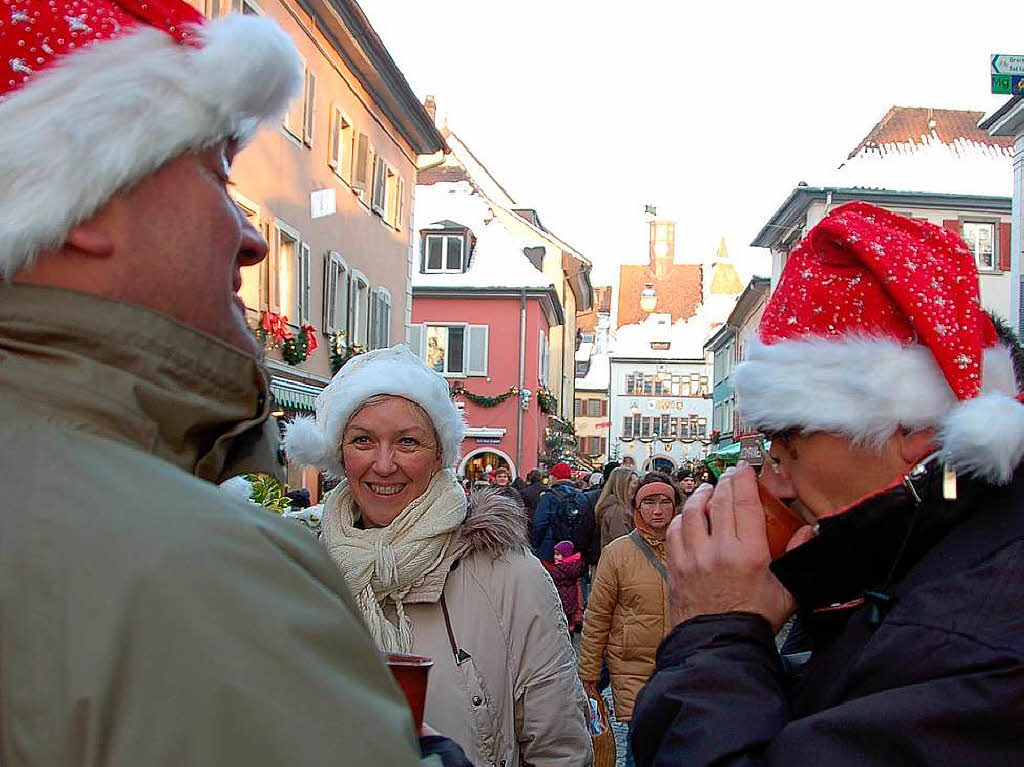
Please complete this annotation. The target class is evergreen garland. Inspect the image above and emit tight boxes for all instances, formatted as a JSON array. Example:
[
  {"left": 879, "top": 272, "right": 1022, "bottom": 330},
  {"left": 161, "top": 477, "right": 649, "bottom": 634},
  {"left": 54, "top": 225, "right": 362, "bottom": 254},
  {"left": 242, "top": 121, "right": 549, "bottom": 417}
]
[
  {"left": 451, "top": 384, "right": 520, "bottom": 408},
  {"left": 537, "top": 386, "right": 558, "bottom": 415}
]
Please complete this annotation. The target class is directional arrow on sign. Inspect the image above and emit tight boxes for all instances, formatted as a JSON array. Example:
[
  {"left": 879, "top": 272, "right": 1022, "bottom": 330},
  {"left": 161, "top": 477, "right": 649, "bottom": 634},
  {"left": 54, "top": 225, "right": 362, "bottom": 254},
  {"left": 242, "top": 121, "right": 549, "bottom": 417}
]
[{"left": 992, "top": 54, "right": 1024, "bottom": 76}]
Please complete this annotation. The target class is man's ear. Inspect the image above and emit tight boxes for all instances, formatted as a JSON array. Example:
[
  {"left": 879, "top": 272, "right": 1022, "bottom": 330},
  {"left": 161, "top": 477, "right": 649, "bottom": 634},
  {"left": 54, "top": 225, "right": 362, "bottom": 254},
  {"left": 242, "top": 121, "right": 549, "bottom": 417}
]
[
  {"left": 65, "top": 221, "right": 115, "bottom": 258},
  {"left": 898, "top": 428, "right": 938, "bottom": 467}
]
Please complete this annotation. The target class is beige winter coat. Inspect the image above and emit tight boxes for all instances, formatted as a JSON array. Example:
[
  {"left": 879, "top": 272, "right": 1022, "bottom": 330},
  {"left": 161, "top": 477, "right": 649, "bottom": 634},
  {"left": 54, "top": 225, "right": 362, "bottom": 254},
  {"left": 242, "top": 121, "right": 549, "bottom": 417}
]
[
  {"left": 577, "top": 530, "right": 672, "bottom": 722},
  {"left": 400, "top": 490, "right": 593, "bottom": 767},
  {"left": 0, "top": 285, "right": 424, "bottom": 766}
]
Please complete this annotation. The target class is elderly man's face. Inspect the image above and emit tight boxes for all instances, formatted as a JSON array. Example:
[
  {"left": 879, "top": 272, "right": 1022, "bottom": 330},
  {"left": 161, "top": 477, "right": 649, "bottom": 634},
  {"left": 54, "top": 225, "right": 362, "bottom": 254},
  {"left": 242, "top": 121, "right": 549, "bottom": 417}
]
[
  {"left": 767, "top": 430, "right": 929, "bottom": 519},
  {"left": 56, "top": 142, "right": 268, "bottom": 353}
]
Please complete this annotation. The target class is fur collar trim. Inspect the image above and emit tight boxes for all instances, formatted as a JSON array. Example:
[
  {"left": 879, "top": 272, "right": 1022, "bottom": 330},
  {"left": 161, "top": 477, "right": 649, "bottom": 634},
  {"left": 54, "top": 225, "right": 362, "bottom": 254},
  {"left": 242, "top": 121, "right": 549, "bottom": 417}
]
[{"left": 458, "top": 487, "right": 529, "bottom": 557}]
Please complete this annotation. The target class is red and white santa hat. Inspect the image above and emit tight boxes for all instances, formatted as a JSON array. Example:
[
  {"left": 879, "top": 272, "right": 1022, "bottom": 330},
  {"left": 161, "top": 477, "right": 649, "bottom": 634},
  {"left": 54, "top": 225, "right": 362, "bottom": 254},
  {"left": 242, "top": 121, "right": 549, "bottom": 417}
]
[
  {"left": 0, "top": 0, "right": 300, "bottom": 278},
  {"left": 734, "top": 201, "right": 1024, "bottom": 485}
]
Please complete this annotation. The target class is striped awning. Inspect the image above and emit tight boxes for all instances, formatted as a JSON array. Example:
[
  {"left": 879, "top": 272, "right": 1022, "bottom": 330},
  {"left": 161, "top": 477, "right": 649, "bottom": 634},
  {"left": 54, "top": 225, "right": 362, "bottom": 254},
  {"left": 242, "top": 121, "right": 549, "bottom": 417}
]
[{"left": 269, "top": 377, "right": 323, "bottom": 414}]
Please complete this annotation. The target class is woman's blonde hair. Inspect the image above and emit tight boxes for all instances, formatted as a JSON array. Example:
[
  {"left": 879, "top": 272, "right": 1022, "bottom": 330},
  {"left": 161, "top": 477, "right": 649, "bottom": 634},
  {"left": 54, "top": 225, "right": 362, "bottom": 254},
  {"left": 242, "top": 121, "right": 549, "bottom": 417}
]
[{"left": 595, "top": 466, "right": 636, "bottom": 524}]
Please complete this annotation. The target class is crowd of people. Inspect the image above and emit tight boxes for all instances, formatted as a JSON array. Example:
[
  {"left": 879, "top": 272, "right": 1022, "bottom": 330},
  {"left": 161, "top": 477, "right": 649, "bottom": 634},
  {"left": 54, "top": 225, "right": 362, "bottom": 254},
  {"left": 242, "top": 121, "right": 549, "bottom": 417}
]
[{"left": 3, "top": 1, "right": 1024, "bottom": 765}]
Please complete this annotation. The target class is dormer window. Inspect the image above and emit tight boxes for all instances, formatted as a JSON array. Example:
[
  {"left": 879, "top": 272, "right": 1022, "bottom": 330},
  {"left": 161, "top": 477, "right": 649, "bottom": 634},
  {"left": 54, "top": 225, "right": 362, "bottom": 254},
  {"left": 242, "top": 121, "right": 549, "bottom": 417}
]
[{"left": 421, "top": 223, "right": 473, "bottom": 274}]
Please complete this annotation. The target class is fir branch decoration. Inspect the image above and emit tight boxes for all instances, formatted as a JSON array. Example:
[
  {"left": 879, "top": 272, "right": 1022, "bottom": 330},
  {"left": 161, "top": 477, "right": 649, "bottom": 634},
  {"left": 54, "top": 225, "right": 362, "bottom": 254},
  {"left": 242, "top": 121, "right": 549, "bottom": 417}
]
[
  {"left": 451, "top": 383, "right": 520, "bottom": 408},
  {"left": 537, "top": 386, "right": 558, "bottom": 415},
  {"left": 327, "top": 331, "right": 366, "bottom": 375}
]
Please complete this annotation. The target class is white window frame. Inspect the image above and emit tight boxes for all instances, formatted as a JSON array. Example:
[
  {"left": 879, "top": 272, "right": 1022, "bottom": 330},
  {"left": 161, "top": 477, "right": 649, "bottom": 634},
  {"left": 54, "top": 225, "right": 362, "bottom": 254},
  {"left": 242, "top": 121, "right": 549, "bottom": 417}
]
[
  {"left": 323, "top": 251, "right": 350, "bottom": 335},
  {"left": 328, "top": 106, "right": 353, "bottom": 181},
  {"left": 274, "top": 219, "right": 301, "bottom": 319},
  {"left": 232, "top": 0, "right": 261, "bottom": 14},
  {"left": 423, "top": 232, "right": 466, "bottom": 273},
  {"left": 350, "top": 270, "right": 370, "bottom": 347},
  {"left": 283, "top": 60, "right": 310, "bottom": 145},
  {"left": 962, "top": 220, "right": 997, "bottom": 271},
  {"left": 352, "top": 134, "right": 370, "bottom": 196},
  {"left": 423, "top": 323, "right": 468, "bottom": 377}
]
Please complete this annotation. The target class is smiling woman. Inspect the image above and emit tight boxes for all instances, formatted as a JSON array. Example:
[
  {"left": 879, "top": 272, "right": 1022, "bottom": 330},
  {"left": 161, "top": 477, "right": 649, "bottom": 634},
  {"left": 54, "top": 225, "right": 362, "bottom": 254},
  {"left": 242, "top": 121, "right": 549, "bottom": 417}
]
[{"left": 283, "top": 345, "right": 592, "bottom": 767}]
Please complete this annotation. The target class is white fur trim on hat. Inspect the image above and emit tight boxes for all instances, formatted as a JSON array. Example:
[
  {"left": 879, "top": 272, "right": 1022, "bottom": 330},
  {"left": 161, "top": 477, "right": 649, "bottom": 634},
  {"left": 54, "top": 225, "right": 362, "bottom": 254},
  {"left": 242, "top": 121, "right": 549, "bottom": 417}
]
[
  {"left": 735, "top": 336, "right": 1023, "bottom": 483},
  {"left": 0, "top": 14, "right": 301, "bottom": 278},
  {"left": 284, "top": 345, "right": 466, "bottom": 477}
]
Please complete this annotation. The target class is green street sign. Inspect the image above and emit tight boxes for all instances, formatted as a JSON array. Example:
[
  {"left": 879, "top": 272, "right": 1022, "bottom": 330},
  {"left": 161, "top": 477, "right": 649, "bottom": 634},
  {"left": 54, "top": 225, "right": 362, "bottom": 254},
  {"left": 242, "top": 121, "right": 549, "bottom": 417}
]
[{"left": 993, "top": 74, "right": 1013, "bottom": 94}]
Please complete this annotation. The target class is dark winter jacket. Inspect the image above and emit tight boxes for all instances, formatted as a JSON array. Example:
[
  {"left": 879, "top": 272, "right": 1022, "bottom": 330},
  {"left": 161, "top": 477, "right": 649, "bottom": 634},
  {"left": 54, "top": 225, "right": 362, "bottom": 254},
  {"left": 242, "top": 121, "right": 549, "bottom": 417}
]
[
  {"left": 632, "top": 458, "right": 1024, "bottom": 766},
  {"left": 520, "top": 480, "right": 547, "bottom": 516},
  {"left": 532, "top": 482, "right": 588, "bottom": 561}
]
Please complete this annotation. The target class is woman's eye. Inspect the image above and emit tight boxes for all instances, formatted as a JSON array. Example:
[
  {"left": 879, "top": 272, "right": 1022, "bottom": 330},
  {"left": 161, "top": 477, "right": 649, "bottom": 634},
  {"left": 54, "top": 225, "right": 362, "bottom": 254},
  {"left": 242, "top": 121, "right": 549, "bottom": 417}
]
[
  {"left": 350, "top": 435, "right": 371, "bottom": 445},
  {"left": 399, "top": 437, "right": 420, "bottom": 448}
]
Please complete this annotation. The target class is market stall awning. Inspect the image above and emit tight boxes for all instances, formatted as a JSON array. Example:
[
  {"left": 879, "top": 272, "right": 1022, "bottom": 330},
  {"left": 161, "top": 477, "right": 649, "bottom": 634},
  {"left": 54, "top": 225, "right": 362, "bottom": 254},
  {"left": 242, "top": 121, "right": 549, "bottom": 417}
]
[{"left": 269, "top": 377, "right": 323, "bottom": 414}]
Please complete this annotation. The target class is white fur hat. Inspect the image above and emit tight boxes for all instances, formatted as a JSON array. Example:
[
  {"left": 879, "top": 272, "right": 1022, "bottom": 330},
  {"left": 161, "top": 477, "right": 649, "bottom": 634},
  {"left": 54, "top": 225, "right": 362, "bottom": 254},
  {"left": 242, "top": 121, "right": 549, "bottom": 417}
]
[
  {"left": 284, "top": 345, "right": 466, "bottom": 477},
  {"left": 0, "top": 0, "right": 301, "bottom": 278}
]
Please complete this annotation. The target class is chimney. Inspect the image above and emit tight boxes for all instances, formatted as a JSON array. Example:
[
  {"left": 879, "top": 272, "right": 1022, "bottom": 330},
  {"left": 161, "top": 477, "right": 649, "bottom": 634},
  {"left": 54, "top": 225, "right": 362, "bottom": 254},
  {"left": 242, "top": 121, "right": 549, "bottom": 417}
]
[{"left": 423, "top": 95, "right": 437, "bottom": 125}]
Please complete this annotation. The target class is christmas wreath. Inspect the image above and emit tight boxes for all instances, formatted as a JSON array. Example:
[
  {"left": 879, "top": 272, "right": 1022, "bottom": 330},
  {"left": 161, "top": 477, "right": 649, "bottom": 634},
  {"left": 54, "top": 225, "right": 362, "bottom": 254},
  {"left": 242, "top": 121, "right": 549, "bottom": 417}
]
[
  {"left": 281, "top": 323, "right": 318, "bottom": 366},
  {"left": 327, "top": 331, "right": 366, "bottom": 375}
]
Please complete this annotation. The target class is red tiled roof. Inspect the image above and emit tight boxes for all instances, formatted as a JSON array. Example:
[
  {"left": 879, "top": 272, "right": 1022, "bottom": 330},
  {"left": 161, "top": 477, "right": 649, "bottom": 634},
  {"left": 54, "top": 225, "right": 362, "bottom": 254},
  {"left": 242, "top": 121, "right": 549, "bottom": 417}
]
[
  {"left": 418, "top": 164, "right": 470, "bottom": 185},
  {"left": 617, "top": 264, "right": 702, "bottom": 328},
  {"left": 848, "top": 106, "right": 1013, "bottom": 159}
]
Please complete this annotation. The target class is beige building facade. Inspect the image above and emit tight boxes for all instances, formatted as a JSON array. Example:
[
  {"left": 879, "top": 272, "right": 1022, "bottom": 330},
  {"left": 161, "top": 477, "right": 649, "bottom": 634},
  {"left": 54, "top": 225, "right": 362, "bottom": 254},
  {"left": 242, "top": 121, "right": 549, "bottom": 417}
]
[{"left": 186, "top": 0, "right": 445, "bottom": 490}]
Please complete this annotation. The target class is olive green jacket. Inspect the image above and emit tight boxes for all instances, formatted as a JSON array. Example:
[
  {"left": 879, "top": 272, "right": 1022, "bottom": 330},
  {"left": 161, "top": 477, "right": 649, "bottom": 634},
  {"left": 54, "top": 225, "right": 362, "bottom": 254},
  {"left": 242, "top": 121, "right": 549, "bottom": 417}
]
[{"left": 0, "top": 285, "right": 423, "bottom": 766}]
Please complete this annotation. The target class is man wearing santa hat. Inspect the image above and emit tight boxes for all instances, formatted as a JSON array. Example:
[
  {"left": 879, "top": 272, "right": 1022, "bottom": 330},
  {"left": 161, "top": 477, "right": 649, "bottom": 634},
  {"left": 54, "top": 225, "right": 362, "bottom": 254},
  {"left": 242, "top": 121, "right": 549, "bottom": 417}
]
[
  {"left": 631, "top": 202, "right": 1024, "bottom": 765},
  {"left": 0, "top": 1, "right": 467, "bottom": 764}
]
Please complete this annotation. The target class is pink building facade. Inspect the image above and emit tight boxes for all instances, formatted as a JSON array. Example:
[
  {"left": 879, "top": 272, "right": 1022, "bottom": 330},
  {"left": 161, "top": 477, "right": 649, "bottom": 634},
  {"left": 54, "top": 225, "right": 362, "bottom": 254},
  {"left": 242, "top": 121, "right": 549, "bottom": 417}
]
[{"left": 411, "top": 293, "right": 561, "bottom": 479}]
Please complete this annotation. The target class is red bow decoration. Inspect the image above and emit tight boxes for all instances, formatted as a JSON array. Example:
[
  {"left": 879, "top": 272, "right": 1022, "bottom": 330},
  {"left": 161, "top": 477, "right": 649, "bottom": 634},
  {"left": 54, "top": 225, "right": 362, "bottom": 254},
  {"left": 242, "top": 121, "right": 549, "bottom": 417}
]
[{"left": 302, "top": 324, "right": 319, "bottom": 353}]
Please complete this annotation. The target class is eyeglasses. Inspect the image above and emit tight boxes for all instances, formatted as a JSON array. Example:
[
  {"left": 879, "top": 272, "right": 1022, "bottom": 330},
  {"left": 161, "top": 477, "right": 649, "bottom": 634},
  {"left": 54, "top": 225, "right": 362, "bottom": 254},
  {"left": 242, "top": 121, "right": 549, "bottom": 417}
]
[{"left": 762, "top": 428, "right": 799, "bottom": 445}]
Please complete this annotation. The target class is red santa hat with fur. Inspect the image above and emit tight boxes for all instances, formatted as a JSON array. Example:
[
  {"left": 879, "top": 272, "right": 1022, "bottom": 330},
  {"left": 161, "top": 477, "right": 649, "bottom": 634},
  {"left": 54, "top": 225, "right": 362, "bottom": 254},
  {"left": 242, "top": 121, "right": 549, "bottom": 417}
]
[
  {"left": 734, "top": 201, "right": 1024, "bottom": 485},
  {"left": 0, "top": 0, "right": 300, "bottom": 278}
]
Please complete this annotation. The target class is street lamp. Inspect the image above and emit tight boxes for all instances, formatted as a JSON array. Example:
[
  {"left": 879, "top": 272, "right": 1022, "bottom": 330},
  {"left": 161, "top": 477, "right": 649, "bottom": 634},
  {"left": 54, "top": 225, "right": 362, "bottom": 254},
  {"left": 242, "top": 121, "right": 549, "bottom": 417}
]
[{"left": 639, "top": 283, "right": 658, "bottom": 313}]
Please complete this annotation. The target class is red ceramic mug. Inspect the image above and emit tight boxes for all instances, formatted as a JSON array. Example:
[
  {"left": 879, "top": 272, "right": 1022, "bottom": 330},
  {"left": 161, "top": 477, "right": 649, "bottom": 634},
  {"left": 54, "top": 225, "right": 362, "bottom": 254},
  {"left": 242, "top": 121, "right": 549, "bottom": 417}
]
[
  {"left": 384, "top": 652, "right": 434, "bottom": 732},
  {"left": 757, "top": 480, "right": 807, "bottom": 560}
]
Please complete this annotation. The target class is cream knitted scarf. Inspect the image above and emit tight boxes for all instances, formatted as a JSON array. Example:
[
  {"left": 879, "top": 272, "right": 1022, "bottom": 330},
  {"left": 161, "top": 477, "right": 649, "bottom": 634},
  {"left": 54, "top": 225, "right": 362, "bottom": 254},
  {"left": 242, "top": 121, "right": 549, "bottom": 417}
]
[{"left": 321, "top": 470, "right": 468, "bottom": 653}]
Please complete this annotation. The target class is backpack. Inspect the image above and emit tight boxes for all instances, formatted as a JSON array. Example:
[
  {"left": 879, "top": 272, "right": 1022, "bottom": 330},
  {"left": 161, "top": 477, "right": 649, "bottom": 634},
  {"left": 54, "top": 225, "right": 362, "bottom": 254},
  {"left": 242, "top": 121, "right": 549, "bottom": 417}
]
[{"left": 549, "top": 485, "right": 588, "bottom": 552}]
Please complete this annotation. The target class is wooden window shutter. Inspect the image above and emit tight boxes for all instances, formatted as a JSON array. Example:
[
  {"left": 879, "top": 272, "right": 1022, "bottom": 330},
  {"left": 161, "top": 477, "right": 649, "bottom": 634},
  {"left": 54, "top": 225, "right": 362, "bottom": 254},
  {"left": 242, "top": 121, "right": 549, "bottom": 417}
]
[
  {"left": 303, "top": 71, "right": 316, "bottom": 146},
  {"left": 408, "top": 324, "right": 426, "bottom": 360},
  {"left": 466, "top": 325, "right": 489, "bottom": 376},
  {"left": 998, "top": 222, "right": 1012, "bottom": 271},
  {"left": 354, "top": 133, "right": 369, "bottom": 191},
  {"left": 942, "top": 219, "right": 961, "bottom": 236},
  {"left": 574, "top": 399, "right": 582, "bottom": 416},
  {"left": 328, "top": 105, "right": 340, "bottom": 169},
  {"left": 322, "top": 252, "right": 334, "bottom": 331},
  {"left": 601, "top": 399, "right": 608, "bottom": 417}
]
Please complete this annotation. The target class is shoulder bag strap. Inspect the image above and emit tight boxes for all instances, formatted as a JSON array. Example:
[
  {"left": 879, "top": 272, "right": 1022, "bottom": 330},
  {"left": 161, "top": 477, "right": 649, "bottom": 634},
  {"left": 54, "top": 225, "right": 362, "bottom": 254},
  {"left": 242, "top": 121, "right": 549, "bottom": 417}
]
[{"left": 629, "top": 529, "right": 669, "bottom": 583}]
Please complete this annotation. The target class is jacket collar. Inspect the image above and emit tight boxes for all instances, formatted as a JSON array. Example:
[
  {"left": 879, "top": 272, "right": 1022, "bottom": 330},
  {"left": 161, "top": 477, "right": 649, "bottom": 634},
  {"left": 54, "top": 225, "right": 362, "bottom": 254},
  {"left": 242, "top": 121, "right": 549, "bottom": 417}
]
[
  {"left": 770, "top": 455, "right": 985, "bottom": 611},
  {"left": 0, "top": 284, "right": 281, "bottom": 482}
]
